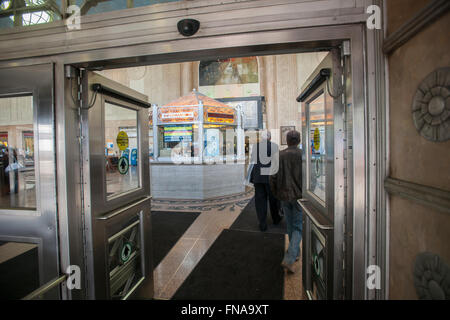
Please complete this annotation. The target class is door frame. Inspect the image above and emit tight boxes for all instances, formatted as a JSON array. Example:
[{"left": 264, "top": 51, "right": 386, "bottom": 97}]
[
  {"left": 0, "top": 23, "right": 385, "bottom": 299},
  {"left": 0, "top": 63, "right": 59, "bottom": 298}
]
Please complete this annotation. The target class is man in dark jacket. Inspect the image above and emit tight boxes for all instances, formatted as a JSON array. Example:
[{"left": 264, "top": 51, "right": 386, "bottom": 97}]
[
  {"left": 250, "top": 131, "right": 282, "bottom": 231},
  {"left": 270, "top": 130, "right": 303, "bottom": 273}
]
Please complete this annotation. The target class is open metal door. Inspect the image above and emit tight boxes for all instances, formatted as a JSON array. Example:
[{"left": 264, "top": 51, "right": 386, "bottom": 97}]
[
  {"left": 0, "top": 64, "right": 60, "bottom": 299},
  {"left": 79, "top": 70, "right": 153, "bottom": 299},
  {"left": 297, "top": 47, "right": 351, "bottom": 300}
]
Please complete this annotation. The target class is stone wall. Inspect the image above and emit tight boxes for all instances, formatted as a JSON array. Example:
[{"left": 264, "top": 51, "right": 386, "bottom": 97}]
[{"left": 386, "top": 0, "right": 450, "bottom": 299}]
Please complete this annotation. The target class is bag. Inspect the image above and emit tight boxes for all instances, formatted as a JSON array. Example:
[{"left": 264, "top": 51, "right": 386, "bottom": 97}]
[
  {"left": 5, "top": 162, "right": 24, "bottom": 173},
  {"left": 244, "top": 163, "right": 254, "bottom": 187}
]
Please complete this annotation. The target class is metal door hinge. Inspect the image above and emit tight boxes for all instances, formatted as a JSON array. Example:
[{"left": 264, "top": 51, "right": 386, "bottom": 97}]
[{"left": 65, "top": 65, "right": 83, "bottom": 109}]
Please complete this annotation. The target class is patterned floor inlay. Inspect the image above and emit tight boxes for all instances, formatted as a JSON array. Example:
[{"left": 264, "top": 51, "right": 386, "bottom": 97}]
[{"left": 151, "top": 189, "right": 254, "bottom": 213}]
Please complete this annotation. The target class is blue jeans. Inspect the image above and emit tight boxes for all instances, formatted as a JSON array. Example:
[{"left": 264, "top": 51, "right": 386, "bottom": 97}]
[{"left": 281, "top": 200, "right": 303, "bottom": 265}]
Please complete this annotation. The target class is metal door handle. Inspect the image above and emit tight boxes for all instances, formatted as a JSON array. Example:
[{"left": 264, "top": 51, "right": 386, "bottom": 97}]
[
  {"left": 22, "top": 274, "right": 68, "bottom": 300},
  {"left": 297, "top": 199, "right": 333, "bottom": 231},
  {"left": 97, "top": 196, "right": 151, "bottom": 220}
]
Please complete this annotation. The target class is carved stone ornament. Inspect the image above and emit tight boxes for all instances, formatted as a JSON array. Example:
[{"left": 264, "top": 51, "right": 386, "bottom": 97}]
[
  {"left": 414, "top": 252, "right": 450, "bottom": 300},
  {"left": 412, "top": 67, "right": 450, "bottom": 142}
]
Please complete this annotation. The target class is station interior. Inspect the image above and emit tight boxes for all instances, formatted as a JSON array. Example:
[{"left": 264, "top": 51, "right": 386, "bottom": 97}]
[{"left": 0, "top": 0, "right": 449, "bottom": 301}]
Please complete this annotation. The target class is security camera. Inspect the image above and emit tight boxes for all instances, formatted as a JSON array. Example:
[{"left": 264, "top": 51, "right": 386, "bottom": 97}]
[{"left": 177, "top": 19, "right": 200, "bottom": 37}]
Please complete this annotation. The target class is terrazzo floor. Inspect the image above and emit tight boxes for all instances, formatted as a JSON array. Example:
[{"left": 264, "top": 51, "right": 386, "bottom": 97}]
[{"left": 151, "top": 188, "right": 304, "bottom": 300}]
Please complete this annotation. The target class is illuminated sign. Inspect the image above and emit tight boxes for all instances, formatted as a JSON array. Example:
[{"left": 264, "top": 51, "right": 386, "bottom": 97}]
[
  {"left": 161, "top": 112, "right": 195, "bottom": 120},
  {"left": 204, "top": 106, "right": 235, "bottom": 124},
  {"left": 206, "top": 112, "right": 235, "bottom": 123},
  {"left": 164, "top": 125, "right": 193, "bottom": 142},
  {"left": 158, "top": 106, "right": 198, "bottom": 123}
]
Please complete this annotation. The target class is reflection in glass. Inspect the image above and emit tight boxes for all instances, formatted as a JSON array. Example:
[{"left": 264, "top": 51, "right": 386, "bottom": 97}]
[
  {"left": 0, "top": 0, "right": 61, "bottom": 29},
  {"left": 77, "top": 0, "right": 182, "bottom": 16},
  {"left": 308, "top": 92, "right": 326, "bottom": 202},
  {"left": 0, "top": 1, "right": 184, "bottom": 30},
  {"left": 108, "top": 220, "right": 142, "bottom": 300},
  {"left": 311, "top": 226, "right": 326, "bottom": 299},
  {"left": 0, "top": 95, "right": 36, "bottom": 209},
  {"left": 312, "top": 231, "right": 325, "bottom": 281},
  {"left": 105, "top": 102, "right": 139, "bottom": 198}
]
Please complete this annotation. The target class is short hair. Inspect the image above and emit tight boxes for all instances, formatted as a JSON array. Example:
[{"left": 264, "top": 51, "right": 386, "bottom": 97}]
[
  {"left": 286, "top": 130, "right": 301, "bottom": 146},
  {"left": 261, "top": 130, "right": 271, "bottom": 140}
]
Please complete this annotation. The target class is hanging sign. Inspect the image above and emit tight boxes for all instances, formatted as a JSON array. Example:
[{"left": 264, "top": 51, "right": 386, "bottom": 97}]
[
  {"left": 161, "top": 111, "right": 195, "bottom": 120},
  {"left": 158, "top": 106, "right": 198, "bottom": 123},
  {"left": 116, "top": 131, "right": 129, "bottom": 151},
  {"left": 204, "top": 106, "right": 236, "bottom": 124},
  {"left": 118, "top": 156, "right": 129, "bottom": 175}
]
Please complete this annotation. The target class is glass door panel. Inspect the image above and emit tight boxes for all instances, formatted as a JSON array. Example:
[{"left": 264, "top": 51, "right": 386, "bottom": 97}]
[
  {"left": 0, "top": 95, "right": 36, "bottom": 210},
  {"left": 307, "top": 92, "right": 326, "bottom": 204},
  {"left": 105, "top": 102, "right": 140, "bottom": 198},
  {"left": 0, "top": 64, "right": 59, "bottom": 299}
]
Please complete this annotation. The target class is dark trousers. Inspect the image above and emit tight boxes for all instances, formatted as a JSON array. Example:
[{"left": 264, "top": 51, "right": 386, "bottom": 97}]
[{"left": 254, "top": 183, "right": 281, "bottom": 229}]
